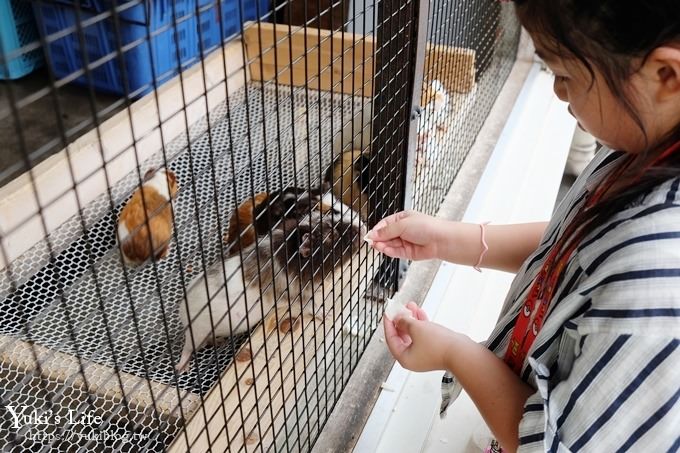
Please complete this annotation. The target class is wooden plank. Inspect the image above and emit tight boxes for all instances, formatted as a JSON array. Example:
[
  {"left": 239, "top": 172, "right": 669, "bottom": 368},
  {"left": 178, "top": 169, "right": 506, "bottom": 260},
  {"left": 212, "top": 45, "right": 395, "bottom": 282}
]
[
  {"left": 0, "top": 41, "right": 249, "bottom": 271},
  {"left": 168, "top": 247, "right": 381, "bottom": 452},
  {"left": 244, "top": 22, "right": 374, "bottom": 97},
  {"left": 422, "top": 44, "right": 476, "bottom": 99},
  {"left": 0, "top": 334, "right": 201, "bottom": 423}
]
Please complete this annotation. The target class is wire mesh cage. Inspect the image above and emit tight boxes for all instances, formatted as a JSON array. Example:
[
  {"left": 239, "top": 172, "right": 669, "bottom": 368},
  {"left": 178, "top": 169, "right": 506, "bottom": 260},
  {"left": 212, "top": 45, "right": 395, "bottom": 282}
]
[
  {"left": 0, "top": 0, "right": 520, "bottom": 451},
  {"left": 413, "top": 0, "right": 520, "bottom": 214}
]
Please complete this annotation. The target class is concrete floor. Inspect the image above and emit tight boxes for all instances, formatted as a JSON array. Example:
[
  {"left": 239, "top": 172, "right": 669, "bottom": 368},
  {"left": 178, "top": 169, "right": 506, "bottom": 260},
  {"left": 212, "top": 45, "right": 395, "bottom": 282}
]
[{"left": 0, "top": 69, "right": 124, "bottom": 186}]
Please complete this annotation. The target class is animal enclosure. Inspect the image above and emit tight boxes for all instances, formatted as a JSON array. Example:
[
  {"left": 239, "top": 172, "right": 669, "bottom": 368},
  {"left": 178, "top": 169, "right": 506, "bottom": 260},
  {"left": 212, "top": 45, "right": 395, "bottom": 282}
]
[{"left": 0, "top": 0, "right": 520, "bottom": 451}]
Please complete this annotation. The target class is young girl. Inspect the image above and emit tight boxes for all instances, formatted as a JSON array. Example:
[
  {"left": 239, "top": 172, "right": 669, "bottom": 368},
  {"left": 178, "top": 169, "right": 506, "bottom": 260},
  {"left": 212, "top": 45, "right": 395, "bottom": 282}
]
[{"left": 366, "top": 1, "right": 680, "bottom": 451}]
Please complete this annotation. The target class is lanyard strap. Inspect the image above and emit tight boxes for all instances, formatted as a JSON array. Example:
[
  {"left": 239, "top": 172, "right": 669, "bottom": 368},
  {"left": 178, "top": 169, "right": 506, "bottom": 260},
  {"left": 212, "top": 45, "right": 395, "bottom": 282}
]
[
  {"left": 503, "top": 229, "right": 581, "bottom": 374},
  {"left": 502, "top": 151, "right": 637, "bottom": 374},
  {"left": 503, "top": 141, "right": 680, "bottom": 375}
]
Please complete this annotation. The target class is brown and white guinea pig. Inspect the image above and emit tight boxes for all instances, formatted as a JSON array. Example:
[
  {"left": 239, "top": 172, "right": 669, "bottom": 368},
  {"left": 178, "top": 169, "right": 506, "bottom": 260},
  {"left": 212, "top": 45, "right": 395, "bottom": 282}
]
[
  {"left": 323, "top": 149, "right": 375, "bottom": 225},
  {"left": 223, "top": 186, "right": 309, "bottom": 255},
  {"left": 415, "top": 80, "right": 450, "bottom": 177},
  {"left": 419, "top": 79, "right": 449, "bottom": 130},
  {"left": 176, "top": 195, "right": 366, "bottom": 373},
  {"left": 223, "top": 185, "right": 352, "bottom": 255},
  {"left": 117, "top": 168, "right": 178, "bottom": 266}
]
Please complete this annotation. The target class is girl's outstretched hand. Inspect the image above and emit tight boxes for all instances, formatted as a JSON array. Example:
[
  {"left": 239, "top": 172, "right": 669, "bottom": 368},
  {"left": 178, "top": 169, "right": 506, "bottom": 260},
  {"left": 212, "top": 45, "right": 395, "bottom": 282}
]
[
  {"left": 383, "top": 302, "right": 457, "bottom": 372},
  {"left": 366, "top": 211, "right": 444, "bottom": 261}
]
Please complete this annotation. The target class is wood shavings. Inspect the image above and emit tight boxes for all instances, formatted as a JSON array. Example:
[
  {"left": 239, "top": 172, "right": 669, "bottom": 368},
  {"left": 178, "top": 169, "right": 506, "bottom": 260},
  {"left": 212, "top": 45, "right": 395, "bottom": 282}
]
[{"left": 380, "top": 383, "right": 395, "bottom": 392}]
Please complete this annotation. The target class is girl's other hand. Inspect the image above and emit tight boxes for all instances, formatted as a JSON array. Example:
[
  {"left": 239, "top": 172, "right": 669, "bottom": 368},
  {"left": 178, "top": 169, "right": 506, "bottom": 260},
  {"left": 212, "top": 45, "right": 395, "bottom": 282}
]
[
  {"left": 383, "top": 302, "right": 457, "bottom": 372},
  {"left": 366, "top": 211, "right": 444, "bottom": 261}
]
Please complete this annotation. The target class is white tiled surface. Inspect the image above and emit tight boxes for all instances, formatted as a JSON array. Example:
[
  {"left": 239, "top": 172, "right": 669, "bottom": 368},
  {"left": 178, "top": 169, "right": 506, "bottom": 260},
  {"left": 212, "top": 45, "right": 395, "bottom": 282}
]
[{"left": 355, "top": 64, "right": 576, "bottom": 453}]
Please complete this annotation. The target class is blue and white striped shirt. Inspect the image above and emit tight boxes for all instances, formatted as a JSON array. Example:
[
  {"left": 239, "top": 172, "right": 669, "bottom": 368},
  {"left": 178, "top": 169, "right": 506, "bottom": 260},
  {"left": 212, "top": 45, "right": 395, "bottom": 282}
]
[{"left": 485, "top": 147, "right": 680, "bottom": 452}]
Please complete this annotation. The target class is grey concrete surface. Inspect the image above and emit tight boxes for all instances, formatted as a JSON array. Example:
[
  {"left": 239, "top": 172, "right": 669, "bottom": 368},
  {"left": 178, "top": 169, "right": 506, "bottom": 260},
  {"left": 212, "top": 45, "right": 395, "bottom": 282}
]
[{"left": 0, "top": 69, "right": 123, "bottom": 186}]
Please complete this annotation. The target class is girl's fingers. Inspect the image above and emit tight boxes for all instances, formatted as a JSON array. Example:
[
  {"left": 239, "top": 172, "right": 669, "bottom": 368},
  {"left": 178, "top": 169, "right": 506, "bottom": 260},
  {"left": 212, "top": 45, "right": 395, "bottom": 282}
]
[
  {"left": 369, "top": 212, "right": 411, "bottom": 241},
  {"left": 374, "top": 211, "right": 410, "bottom": 230},
  {"left": 405, "top": 302, "right": 429, "bottom": 321},
  {"left": 383, "top": 314, "right": 396, "bottom": 336},
  {"left": 372, "top": 213, "right": 398, "bottom": 232},
  {"left": 377, "top": 245, "right": 404, "bottom": 259},
  {"left": 405, "top": 302, "right": 418, "bottom": 318},
  {"left": 383, "top": 317, "right": 404, "bottom": 350},
  {"left": 372, "top": 241, "right": 404, "bottom": 258},
  {"left": 370, "top": 223, "right": 403, "bottom": 241},
  {"left": 405, "top": 302, "right": 425, "bottom": 321},
  {"left": 372, "top": 220, "right": 388, "bottom": 232},
  {"left": 383, "top": 316, "right": 411, "bottom": 355},
  {"left": 371, "top": 238, "right": 403, "bottom": 252},
  {"left": 381, "top": 238, "right": 405, "bottom": 248},
  {"left": 394, "top": 314, "right": 415, "bottom": 335}
]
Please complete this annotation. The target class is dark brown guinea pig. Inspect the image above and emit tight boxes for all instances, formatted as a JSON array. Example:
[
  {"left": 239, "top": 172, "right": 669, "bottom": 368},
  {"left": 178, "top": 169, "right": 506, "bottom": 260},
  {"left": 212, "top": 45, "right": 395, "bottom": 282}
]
[
  {"left": 224, "top": 186, "right": 325, "bottom": 255},
  {"left": 280, "top": 201, "right": 367, "bottom": 285},
  {"left": 117, "top": 168, "right": 178, "bottom": 266},
  {"left": 176, "top": 194, "right": 366, "bottom": 373},
  {"left": 323, "top": 149, "right": 374, "bottom": 225},
  {"left": 223, "top": 191, "right": 273, "bottom": 255}
]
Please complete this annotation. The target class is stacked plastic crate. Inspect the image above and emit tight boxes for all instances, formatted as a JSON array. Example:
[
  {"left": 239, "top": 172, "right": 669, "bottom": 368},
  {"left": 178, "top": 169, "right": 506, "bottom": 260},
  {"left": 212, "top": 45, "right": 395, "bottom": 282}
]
[
  {"left": 32, "top": 0, "right": 270, "bottom": 96},
  {"left": 0, "top": 0, "right": 45, "bottom": 79}
]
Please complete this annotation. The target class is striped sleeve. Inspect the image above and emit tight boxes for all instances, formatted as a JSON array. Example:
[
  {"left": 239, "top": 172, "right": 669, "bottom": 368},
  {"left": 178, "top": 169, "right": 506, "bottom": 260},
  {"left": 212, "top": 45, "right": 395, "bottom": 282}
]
[
  {"left": 574, "top": 182, "right": 680, "bottom": 338},
  {"left": 518, "top": 334, "right": 680, "bottom": 452}
]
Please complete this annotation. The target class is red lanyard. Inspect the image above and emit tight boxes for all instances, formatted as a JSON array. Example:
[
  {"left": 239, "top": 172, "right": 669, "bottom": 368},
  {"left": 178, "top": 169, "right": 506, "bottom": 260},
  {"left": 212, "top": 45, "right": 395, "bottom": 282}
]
[
  {"left": 502, "top": 152, "right": 637, "bottom": 375},
  {"left": 503, "top": 227, "right": 582, "bottom": 375}
]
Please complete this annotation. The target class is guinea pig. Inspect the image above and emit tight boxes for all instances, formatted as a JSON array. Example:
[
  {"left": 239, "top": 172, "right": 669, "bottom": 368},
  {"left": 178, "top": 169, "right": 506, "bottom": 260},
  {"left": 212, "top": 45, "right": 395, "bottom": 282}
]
[
  {"left": 415, "top": 80, "right": 450, "bottom": 177},
  {"left": 117, "top": 168, "right": 178, "bottom": 266},
  {"left": 323, "top": 149, "right": 373, "bottom": 224},
  {"left": 223, "top": 185, "right": 348, "bottom": 254},
  {"left": 176, "top": 195, "right": 366, "bottom": 373},
  {"left": 223, "top": 186, "right": 308, "bottom": 255},
  {"left": 419, "top": 79, "right": 449, "bottom": 131}
]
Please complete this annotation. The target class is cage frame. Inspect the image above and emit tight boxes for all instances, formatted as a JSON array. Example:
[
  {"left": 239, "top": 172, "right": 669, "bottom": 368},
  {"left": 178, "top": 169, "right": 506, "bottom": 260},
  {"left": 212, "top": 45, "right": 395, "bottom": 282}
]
[
  {"left": 1, "top": 20, "right": 385, "bottom": 451},
  {"left": 0, "top": 4, "right": 505, "bottom": 450}
]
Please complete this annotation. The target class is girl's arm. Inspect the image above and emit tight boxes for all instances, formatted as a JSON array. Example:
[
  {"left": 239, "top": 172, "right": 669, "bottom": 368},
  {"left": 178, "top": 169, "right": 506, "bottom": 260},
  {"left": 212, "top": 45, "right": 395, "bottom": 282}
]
[
  {"left": 384, "top": 305, "right": 534, "bottom": 453},
  {"left": 368, "top": 212, "right": 548, "bottom": 274},
  {"left": 436, "top": 221, "right": 549, "bottom": 273},
  {"left": 442, "top": 332, "right": 534, "bottom": 453}
]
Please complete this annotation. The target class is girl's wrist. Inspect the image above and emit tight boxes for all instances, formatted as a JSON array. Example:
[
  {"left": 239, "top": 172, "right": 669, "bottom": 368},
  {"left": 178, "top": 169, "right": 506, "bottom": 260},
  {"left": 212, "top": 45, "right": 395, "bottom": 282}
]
[
  {"left": 433, "top": 218, "right": 457, "bottom": 261},
  {"left": 436, "top": 220, "right": 470, "bottom": 264},
  {"left": 441, "top": 331, "right": 474, "bottom": 372}
]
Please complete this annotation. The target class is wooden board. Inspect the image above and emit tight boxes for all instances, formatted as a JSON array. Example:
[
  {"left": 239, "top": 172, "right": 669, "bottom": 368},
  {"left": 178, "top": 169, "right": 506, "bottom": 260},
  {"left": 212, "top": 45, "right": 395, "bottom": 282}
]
[
  {"left": 0, "top": 335, "right": 201, "bottom": 424},
  {"left": 422, "top": 44, "right": 476, "bottom": 98},
  {"left": 168, "top": 247, "right": 381, "bottom": 452},
  {"left": 244, "top": 22, "right": 375, "bottom": 97}
]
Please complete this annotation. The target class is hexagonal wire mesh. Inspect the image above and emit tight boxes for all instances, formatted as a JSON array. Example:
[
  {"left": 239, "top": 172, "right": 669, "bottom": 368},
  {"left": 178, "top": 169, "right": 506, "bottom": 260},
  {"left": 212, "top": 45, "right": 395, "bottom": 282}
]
[
  {"left": 0, "top": 0, "right": 520, "bottom": 451},
  {"left": 413, "top": 0, "right": 520, "bottom": 215}
]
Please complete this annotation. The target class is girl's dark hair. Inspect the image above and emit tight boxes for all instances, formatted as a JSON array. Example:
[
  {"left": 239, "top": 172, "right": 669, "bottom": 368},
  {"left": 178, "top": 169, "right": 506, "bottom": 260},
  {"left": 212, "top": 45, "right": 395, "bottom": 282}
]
[{"left": 514, "top": 0, "right": 680, "bottom": 265}]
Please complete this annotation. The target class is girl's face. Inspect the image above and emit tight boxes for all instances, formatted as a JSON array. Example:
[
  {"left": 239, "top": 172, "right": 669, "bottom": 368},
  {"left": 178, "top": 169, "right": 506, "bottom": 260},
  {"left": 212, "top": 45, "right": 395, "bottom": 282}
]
[{"left": 535, "top": 44, "right": 648, "bottom": 153}]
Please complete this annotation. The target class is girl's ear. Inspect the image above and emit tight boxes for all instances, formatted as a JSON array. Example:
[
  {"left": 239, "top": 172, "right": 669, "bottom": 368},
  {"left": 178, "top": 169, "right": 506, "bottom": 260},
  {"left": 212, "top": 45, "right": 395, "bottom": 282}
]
[{"left": 646, "top": 46, "right": 680, "bottom": 101}]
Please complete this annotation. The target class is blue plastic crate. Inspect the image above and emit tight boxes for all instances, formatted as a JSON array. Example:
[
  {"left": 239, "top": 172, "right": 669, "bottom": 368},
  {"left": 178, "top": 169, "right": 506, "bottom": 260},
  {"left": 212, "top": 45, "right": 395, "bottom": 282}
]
[
  {"left": 198, "top": 0, "right": 270, "bottom": 54},
  {"left": 0, "top": 0, "right": 44, "bottom": 79},
  {"left": 32, "top": 0, "right": 210, "bottom": 96}
]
